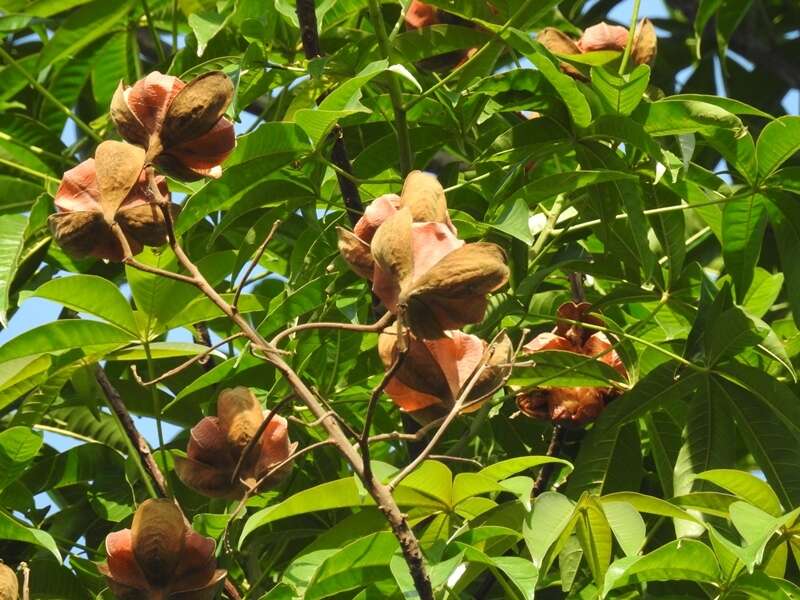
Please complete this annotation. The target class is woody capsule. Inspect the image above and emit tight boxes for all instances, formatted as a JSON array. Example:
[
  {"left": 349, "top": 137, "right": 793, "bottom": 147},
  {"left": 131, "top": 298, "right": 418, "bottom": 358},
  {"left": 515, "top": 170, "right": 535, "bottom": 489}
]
[
  {"left": 99, "top": 499, "right": 226, "bottom": 600},
  {"left": 0, "top": 562, "right": 17, "bottom": 600},
  {"left": 516, "top": 302, "right": 627, "bottom": 425},
  {"left": 338, "top": 171, "right": 509, "bottom": 339},
  {"left": 49, "top": 141, "right": 179, "bottom": 262},
  {"left": 110, "top": 71, "right": 236, "bottom": 181},
  {"left": 379, "top": 329, "right": 512, "bottom": 424},
  {"left": 175, "top": 387, "right": 297, "bottom": 498},
  {"left": 538, "top": 19, "right": 657, "bottom": 78}
]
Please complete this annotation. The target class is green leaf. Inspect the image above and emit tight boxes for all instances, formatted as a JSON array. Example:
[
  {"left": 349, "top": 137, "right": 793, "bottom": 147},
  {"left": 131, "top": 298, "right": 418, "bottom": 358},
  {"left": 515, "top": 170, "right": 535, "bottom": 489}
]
[
  {"left": 397, "top": 460, "right": 452, "bottom": 508},
  {"left": 638, "top": 99, "right": 744, "bottom": 137},
  {"left": 602, "top": 539, "right": 720, "bottom": 596},
  {"left": 714, "top": 376, "right": 800, "bottom": 508},
  {"left": 0, "top": 320, "right": 132, "bottom": 364},
  {"left": 393, "top": 24, "right": 491, "bottom": 63},
  {"left": 452, "top": 473, "right": 506, "bottom": 506},
  {"left": 519, "top": 42, "right": 592, "bottom": 128},
  {"left": 721, "top": 193, "right": 767, "bottom": 301},
  {"left": 32, "top": 275, "right": 138, "bottom": 336},
  {"left": 508, "top": 349, "right": 625, "bottom": 388},
  {"left": 575, "top": 495, "right": 613, "bottom": 586},
  {"left": 241, "top": 478, "right": 374, "bottom": 544},
  {"left": 523, "top": 492, "right": 576, "bottom": 568},
  {"left": 37, "top": 0, "right": 134, "bottom": 68},
  {"left": 188, "top": 11, "right": 226, "bottom": 56},
  {"left": 0, "top": 213, "right": 28, "bottom": 326},
  {"left": 695, "top": 469, "right": 782, "bottom": 516},
  {"left": 0, "top": 511, "right": 61, "bottom": 562},
  {"left": 704, "top": 306, "right": 769, "bottom": 364},
  {"left": 600, "top": 492, "right": 700, "bottom": 524},
  {"left": 601, "top": 501, "right": 645, "bottom": 556},
  {"left": 766, "top": 194, "right": 800, "bottom": 327},
  {"left": 227, "top": 122, "right": 311, "bottom": 167},
  {"left": 0, "top": 426, "right": 41, "bottom": 493},
  {"left": 567, "top": 364, "right": 703, "bottom": 497},
  {"left": 513, "top": 170, "right": 637, "bottom": 205},
  {"left": 480, "top": 456, "right": 573, "bottom": 482},
  {"left": 305, "top": 532, "right": 397, "bottom": 600},
  {"left": 668, "top": 94, "right": 772, "bottom": 118},
  {"left": 757, "top": 116, "right": 800, "bottom": 179},
  {"left": 590, "top": 65, "right": 650, "bottom": 116},
  {"left": 294, "top": 60, "right": 393, "bottom": 144}
]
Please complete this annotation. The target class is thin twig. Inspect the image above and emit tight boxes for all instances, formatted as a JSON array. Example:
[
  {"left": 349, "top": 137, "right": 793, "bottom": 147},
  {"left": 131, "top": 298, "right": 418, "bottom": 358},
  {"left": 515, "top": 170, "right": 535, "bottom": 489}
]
[
  {"left": 428, "top": 455, "right": 483, "bottom": 468},
  {"left": 95, "top": 366, "right": 169, "bottom": 497},
  {"left": 18, "top": 562, "right": 29, "bottom": 600},
  {"left": 230, "top": 394, "right": 295, "bottom": 484},
  {"left": 271, "top": 311, "right": 393, "bottom": 346},
  {"left": 141, "top": 174, "right": 433, "bottom": 600},
  {"left": 140, "top": 0, "right": 166, "bottom": 63},
  {"left": 532, "top": 424, "right": 566, "bottom": 496},
  {"left": 233, "top": 220, "right": 281, "bottom": 311},
  {"left": 361, "top": 348, "right": 407, "bottom": 483},
  {"left": 131, "top": 333, "right": 243, "bottom": 386}
]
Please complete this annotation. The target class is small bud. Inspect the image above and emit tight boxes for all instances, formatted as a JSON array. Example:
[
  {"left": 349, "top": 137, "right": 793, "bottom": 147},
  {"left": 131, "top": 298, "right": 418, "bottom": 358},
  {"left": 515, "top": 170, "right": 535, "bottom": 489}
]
[{"left": 577, "top": 22, "right": 629, "bottom": 52}]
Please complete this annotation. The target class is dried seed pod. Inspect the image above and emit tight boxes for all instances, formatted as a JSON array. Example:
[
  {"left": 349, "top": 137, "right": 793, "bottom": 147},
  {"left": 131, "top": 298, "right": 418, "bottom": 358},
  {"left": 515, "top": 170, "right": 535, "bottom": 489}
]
[
  {"left": 405, "top": 0, "right": 439, "bottom": 28},
  {"left": 337, "top": 227, "right": 375, "bottom": 279},
  {"left": 632, "top": 18, "right": 657, "bottom": 66},
  {"left": 111, "top": 71, "right": 236, "bottom": 181},
  {"left": 100, "top": 499, "right": 226, "bottom": 598},
  {"left": 379, "top": 329, "right": 506, "bottom": 423},
  {"left": 401, "top": 242, "right": 509, "bottom": 339},
  {"left": 176, "top": 388, "right": 296, "bottom": 499},
  {"left": 49, "top": 145, "right": 178, "bottom": 262},
  {"left": 372, "top": 208, "right": 415, "bottom": 297},
  {"left": 515, "top": 301, "right": 627, "bottom": 425},
  {"left": 131, "top": 500, "right": 185, "bottom": 587},
  {"left": 399, "top": 170, "right": 450, "bottom": 225},
  {"left": 538, "top": 27, "right": 581, "bottom": 55},
  {"left": 217, "top": 387, "right": 262, "bottom": 451},
  {"left": 95, "top": 141, "right": 147, "bottom": 221},
  {"left": 0, "top": 563, "right": 17, "bottom": 600},
  {"left": 577, "top": 22, "right": 629, "bottom": 52},
  {"left": 161, "top": 72, "right": 234, "bottom": 150}
]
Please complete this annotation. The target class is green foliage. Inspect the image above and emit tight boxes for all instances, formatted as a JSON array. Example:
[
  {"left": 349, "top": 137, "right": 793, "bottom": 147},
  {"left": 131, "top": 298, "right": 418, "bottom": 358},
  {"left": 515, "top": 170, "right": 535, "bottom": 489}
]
[{"left": 1, "top": 0, "right": 800, "bottom": 598}]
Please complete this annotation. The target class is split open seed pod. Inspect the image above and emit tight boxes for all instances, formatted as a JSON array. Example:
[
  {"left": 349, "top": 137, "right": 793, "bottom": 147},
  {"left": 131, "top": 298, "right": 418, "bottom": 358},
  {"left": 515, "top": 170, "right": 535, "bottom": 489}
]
[
  {"left": 111, "top": 71, "right": 235, "bottom": 181},
  {"left": 99, "top": 499, "right": 226, "bottom": 599},
  {"left": 175, "top": 387, "right": 296, "bottom": 498},
  {"left": 49, "top": 141, "right": 179, "bottom": 262},
  {"left": 399, "top": 242, "right": 509, "bottom": 339},
  {"left": 515, "top": 301, "right": 627, "bottom": 425},
  {"left": 0, "top": 563, "right": 17, "bottom": 600},
  {"left": 379, "top": 329, "right": 511, "bottom": 423}
]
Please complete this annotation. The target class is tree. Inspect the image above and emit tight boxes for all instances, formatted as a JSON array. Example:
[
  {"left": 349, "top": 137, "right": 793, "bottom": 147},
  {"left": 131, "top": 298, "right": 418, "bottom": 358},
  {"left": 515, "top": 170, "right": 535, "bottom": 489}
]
[{"left": 1, "top": 0, "right": 800, "bottom": 598}]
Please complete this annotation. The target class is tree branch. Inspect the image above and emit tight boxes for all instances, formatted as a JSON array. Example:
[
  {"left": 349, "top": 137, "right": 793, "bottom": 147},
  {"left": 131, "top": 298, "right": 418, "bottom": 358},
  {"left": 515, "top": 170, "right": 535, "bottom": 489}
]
[
  {"left": 233, "top": 219, "right": 281, "bottom": 311},
  {"left": 532, "top": 424, "right": 565, "bottom": 496},
  {"left": 295, "top": 0, "right": 364, "bottom": 226},
  {"left": 134, "top": 177, "right": 434, "bottom": 600},
  {"left": 271, "top": 310, "right": 393, "bottom": 347}
]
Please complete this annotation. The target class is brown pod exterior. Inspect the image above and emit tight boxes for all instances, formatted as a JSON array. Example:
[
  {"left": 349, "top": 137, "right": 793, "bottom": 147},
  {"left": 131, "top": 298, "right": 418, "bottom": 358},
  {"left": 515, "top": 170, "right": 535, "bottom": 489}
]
[
  {"left": 161, "top": 72, "right": 234, "bottom": 149},
  {"left": 131, "top": 499, "right": 186, "bottom": 587},
  {"left": 217, "top": 387, "right": 263, "bottom": 451},
  {"left": 0, "top": 563, "right": 18, "bottom": 600}
]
